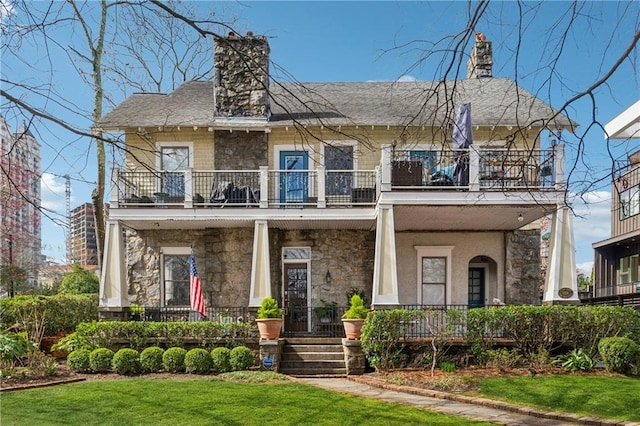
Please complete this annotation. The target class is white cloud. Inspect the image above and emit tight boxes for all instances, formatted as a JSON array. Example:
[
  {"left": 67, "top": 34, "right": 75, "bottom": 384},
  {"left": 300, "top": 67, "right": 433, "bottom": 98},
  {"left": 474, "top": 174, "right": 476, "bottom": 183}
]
[
  {"left": 0, "top": 0, "right": 14, "bottom": 23},
  {"left": 40, "top": 173, "right": 68, "bottom": 214},
  {"left": 570, "top": 190, "right": 611, "bottom": 267},
  {"left": 396, "top": 75, "right": 416, "bottom": 82},
  {"left": 576, "top": 261, "right": 594, "bottom": 276}
]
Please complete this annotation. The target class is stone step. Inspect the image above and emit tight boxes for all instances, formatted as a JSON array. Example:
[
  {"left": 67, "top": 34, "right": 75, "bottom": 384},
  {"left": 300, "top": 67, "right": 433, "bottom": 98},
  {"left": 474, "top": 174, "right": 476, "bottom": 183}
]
[
  {"left": 284, "top": 337, "right": 343, "bottom": 345},
  {"left": 280, "top": 360, "right": 346, "bottom": 369},
  {"left": 280, "top": 367, "right": 347, "bottom": 376},
  {"left": 283, "top": 344, "right": 344, "bottom": 353},
  {"left": 281, "top": 351, "right": 344, "bottom": 361}
]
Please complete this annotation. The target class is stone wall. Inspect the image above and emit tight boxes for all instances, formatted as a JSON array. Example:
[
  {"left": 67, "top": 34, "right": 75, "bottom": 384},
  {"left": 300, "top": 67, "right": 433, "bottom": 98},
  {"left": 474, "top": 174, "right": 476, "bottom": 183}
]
[
  {"left": 504, "top": 229, "right": 541, "bottom": 305},
  {"left": 214, "top": 131, "right": 267, "bottom": 169},
  {"left": 214, "top": 32, "right": 270, "bottom": 118}
]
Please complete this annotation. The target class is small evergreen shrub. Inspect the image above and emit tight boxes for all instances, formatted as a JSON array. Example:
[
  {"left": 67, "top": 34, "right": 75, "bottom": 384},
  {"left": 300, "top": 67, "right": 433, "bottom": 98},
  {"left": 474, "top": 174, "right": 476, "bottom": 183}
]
[
  {"left": 598, "top": 337, "right": 640, "bottom": 375},
  {"left": 89, "top": 348, "right": 114, "bottom": 373},
  {"left": 229, "top": 346, "right": 254, "bottom": 371},
  {"left": 140, "top": 346, "right": 165, "bottom": 373},
  {"left": 211, "top": 347, "right": 231, "bottom": 373},
  {"left": 112, "top": 348, "right": 140, "bottom": 375},
  {"left": 185, "top": 348, "right": 213, "bottom": 374},
  {"left": 439, "top": 361, "right": 456, "bottom": 373},
  {"left": 163, "top": 347, "right": 187, "bottom": 373},
  {"left": 552, "top": 348, "right": 595, "bottom": 372},
  {"left": 67, "top": 349, "right": 91, "bottom": 373},
  {"left": 485, "top": 348, "right": 523, "bottom": 368}
]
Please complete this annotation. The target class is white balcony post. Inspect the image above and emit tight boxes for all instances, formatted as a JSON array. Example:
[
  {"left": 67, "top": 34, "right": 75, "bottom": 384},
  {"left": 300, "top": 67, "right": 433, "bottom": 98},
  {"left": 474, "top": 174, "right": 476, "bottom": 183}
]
[
  {"left": 381, "top": 145, "right": 392, "bottom": 192},
  {"left": 468, "top": 145, "right": 480, "bottom": 191},
  {"left": 184, "top": 168, "right": 193, "bottom": 208},
  {"left": 554, "top": 143, "right": 566, "bottom": 191},
  {"left": 317, "top": 165, "right": 326, "bottom": 208},
  {"left": 109, "top": 168, "right": 119, "bottom": 208},
  {"left": 259, "top": 166, "right": 269, "bottom": 208},
  {"left": 375, "top": 166, "right": 381, "bottom": 200}
]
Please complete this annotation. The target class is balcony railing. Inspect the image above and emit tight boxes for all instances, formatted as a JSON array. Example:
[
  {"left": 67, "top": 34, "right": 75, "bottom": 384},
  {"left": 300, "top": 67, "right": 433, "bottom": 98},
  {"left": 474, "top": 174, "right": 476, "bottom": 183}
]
[{"left": 111, "top": 145, "right": 564, "bottom": 209}]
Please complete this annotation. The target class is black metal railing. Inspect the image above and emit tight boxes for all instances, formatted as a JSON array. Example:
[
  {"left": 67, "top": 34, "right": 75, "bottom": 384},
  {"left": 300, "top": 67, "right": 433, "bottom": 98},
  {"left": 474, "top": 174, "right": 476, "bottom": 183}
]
[
  {"left": 282, "top": 304, "right": 348, "bottom": 337},
  {"left": 193, "top": 171, "right": 260, "bottom": 207}
]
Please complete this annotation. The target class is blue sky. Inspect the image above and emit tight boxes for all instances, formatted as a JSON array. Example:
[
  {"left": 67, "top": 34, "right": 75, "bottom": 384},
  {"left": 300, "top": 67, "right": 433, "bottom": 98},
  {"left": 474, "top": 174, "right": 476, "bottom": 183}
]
[{"left": 2, "top": 1, "right": 639, "bottom": 273}]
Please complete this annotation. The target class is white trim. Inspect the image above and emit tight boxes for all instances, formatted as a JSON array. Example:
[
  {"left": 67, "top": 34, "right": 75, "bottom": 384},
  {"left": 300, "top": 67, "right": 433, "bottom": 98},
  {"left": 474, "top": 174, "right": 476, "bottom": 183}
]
[
  {"left": 159, "top": 246, "right": 191, "bottom": 307},
  {"left": 415, "top": 246, "right": 454, "bottom": 305},
  {"left": 281, "top": 246, "right": 312, "bottom": 332},
  {"left": 274, "top": 144, "right": 316, "bottom": 169},
  {"left": 320, "top": 140, "right": 359, "bottom": 168},
  {"left": 472, "top": 140, "right": 508, "bottom": 148}
]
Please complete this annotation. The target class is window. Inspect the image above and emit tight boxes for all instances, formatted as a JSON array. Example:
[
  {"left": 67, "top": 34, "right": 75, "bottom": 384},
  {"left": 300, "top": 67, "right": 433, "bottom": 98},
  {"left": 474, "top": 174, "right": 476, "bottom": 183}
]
[
  {"left": 156, "top": 143, "right": 192, "bottom": 198},
  {"left": 163, "top": 253, "right": 190, "bottom": 306},
  {"left": 415, "top": 246, "right": 453, "bottom": 305},
  {"left": 618, "top": 254, "right": 639, "bottom": 285},
  {"left": 422, "top": 257, "right": 446, "bottom": 304},
  {"left": 326, "top": 145, "right": 354, "bottom": 196},
  {"left": 619, "top": 185, "right": 639, "bottom": 220}
]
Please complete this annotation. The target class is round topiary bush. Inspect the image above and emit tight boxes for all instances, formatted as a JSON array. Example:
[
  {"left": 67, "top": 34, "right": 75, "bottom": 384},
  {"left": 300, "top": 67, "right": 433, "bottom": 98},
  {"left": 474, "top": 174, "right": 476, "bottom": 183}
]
[
  {"left": 185, "top": 348, "right": 213, "bottom": 374},
  {"left": 112, "top": 348, "right": 141, "bottom": 375},
  {"left": 211, "top": 347, "right": 231, "bottom": 373},
  {"left": 598, "top": 336, "right": 640, "bottom": 375},
  {"left": 229, "top": 346, "right": 254, "bottom": 371},
  {"left": 89, "top": 348, "right": 114, "bottom": 373},
  {"left": 163, "top": 347, "right": 188, "bottom": 373},
  {"left": 140, "top": 346, "right": 165, "bottom": 373},
  {"left": 67, "top": 349, "right": 91, "bottom": 373}
]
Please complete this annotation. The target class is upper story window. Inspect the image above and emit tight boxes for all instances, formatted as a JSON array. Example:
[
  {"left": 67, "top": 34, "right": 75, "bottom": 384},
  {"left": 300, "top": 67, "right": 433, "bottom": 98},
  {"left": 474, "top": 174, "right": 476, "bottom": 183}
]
[
  {"left": 619, "top": 185, "right": 639, "bottom": 220},
  {"left": 325, "top": 145, "right": 354, "bottom": 196},
  {"left": 618, "top": 254, "right": 639, "bottom": 285}
]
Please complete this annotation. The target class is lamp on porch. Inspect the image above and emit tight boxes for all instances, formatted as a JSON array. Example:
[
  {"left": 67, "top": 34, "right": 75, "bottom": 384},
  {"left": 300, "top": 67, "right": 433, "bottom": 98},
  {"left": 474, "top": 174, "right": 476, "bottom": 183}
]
[{"left": 325, "top": 270, "right": 332, "bottom": 285}]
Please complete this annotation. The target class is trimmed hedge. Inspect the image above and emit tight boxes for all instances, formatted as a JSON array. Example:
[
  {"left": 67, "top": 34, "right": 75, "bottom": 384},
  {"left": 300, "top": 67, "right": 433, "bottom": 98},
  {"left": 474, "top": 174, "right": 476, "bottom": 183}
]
[
  {"left": 73, "top": 320, "right": 258, "bottom": 350},
  {"left": 140, "top": 346, "right": 165, "bottom": 373},
  {"left": 67, "top": 349, "right": 91, "bottom": 373},
  {"left": 598, "top": 337, "right": 640, "bottom": 375},
  {"left": 230, "top": 346, "right": 254, "bottom": 371},
  {"left": 163, "top": 347, "right": 187, "bottom": 373},
  {"left": 112, "top": 348, "right": 141, "bottom": 375},
  {"left": 0, "top": 294, "right": 98, "bottom": 336},
  {"left": 211, "top": 347, "right": 231, "bottom": 373},
  {"left": 89, "top": 348, "right": 114, "bottom": 373},
  {"left": 185, "top": 348, "right": 213, "bottom": 374}
]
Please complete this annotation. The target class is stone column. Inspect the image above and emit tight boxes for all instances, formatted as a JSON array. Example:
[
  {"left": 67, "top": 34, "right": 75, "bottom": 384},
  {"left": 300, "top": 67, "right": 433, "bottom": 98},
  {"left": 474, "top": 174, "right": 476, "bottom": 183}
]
[
  {"left": 259, "top": 339, "right": 284, "bottom": 372},
  {"left": 342, "top": 338, "right": 365, "bottom": 375},
  {"left": 372, "top": 204, "right": 399, "bottom": 306}
]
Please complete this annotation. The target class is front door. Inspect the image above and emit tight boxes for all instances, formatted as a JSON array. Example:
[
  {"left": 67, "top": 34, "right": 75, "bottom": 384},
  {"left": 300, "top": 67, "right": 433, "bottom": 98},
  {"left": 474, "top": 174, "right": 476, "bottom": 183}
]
[
  {"left": 279, "top": 151, "right": 309, "bottom": 204},
  {"left": 468, "top": 267, "right": 485, "bottom": 308},
  {"left": 283, "top": 263, "right": 309, "bottom": 332}
]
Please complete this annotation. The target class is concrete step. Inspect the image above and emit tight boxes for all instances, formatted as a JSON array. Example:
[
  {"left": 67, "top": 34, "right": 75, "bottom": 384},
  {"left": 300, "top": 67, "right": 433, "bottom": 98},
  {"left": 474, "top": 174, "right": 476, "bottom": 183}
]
[
  {"left": 283, "top": 344, "right": 344, "bottom": 353},
  {"left": 281, "top": 360, "right": 346, "bottom": 370},
  {"left": 281, "top": 351, "right": 344, "bottom": 361},
  {"left": 284, "top": 337, "right": 343, "bottom": 345},
  {"left": 280, "top": 367, "right": 347, "bottom": 376}
]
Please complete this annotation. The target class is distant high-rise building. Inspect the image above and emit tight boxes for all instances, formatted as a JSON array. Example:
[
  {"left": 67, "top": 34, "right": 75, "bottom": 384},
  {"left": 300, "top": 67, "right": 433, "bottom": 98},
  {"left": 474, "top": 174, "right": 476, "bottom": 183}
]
[
  {"left": 0, "top": 116, "right": 42, "bottom": 287},
  {"left": 70, "top": 202, "right": 98, "bottom": 265}
]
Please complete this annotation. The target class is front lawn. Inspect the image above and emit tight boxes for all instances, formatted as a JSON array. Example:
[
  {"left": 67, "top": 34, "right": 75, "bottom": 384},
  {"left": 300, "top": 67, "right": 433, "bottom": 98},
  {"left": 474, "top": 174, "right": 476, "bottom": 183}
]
[
  {"left": 1, "top": 375, "right": 488, "bottom": 426},
  {"left": 476, "top": 375, "right": 640, "bottom": 422}
]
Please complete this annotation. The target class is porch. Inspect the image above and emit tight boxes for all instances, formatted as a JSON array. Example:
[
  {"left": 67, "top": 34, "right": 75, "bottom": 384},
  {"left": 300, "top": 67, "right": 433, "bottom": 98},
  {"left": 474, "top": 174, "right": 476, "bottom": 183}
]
[{"left": 109, "top": 145, "right": 563, "bottom": 210}]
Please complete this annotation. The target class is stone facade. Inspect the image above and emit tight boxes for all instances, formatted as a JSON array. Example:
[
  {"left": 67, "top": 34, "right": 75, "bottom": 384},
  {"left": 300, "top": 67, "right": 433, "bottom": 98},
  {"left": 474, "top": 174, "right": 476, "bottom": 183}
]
[
  {"left": 214, "top": 32, "right": 270, "bottom": 118},
  {"left": 467, "top": 41, "right": 493, "bottom": 79},
  {"left": 504, "top": 229, "right": 541, "bottom": 305},
  {"left": 213, "top": 131, "right": 267, "bottom": 170}
]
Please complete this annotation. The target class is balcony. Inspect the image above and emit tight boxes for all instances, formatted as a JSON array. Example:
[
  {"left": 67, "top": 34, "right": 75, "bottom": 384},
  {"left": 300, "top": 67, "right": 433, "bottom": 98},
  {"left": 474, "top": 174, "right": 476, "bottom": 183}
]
[{"left": 111, "top": 145, "right": 564, "bottom": 211}]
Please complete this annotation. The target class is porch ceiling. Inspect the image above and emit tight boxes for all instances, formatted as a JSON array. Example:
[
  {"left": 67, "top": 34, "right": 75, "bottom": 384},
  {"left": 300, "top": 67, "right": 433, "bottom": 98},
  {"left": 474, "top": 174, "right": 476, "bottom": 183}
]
[{"left": 393, "top": 204, "right": 554, "bottom": 231}]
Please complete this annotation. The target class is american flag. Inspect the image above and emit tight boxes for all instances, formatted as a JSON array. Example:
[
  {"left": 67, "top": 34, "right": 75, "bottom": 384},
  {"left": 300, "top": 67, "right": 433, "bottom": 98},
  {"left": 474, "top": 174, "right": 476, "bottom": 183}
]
[{"left": 190, "top": 254, "right": 206, "bottom": 318}]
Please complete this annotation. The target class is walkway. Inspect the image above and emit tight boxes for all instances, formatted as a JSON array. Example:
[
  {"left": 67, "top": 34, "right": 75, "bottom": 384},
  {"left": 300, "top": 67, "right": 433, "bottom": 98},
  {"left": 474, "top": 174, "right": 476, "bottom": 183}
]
[{"left": 297, "top": 377, "right": 634, "bottom": 425}]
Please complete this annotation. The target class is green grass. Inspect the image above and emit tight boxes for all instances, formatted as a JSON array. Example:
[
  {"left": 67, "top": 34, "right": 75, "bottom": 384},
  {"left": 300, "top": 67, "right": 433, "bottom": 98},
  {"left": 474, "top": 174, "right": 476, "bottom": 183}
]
[
  {"left": 1, "top": 374, "right": 488, "bottom": 426},
  {"left": 476, "top": 375, "right": 640, "bottom": 422}
]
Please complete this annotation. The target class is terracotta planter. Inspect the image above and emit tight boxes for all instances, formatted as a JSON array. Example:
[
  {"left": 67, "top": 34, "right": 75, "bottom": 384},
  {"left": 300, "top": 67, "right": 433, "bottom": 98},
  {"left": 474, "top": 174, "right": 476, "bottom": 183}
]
[
  {"left": 342, "top": 318, "right": 365, "bottom": 340},
  {"left": 256, "top": 318, "right": 283, "bottom": 340}
]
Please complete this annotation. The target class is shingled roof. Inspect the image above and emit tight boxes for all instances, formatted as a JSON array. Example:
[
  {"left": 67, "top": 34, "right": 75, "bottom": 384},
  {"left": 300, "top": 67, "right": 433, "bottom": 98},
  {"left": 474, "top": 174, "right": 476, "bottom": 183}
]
[{"left": 98, "top": 78, "right": 575, "bottom": 131}]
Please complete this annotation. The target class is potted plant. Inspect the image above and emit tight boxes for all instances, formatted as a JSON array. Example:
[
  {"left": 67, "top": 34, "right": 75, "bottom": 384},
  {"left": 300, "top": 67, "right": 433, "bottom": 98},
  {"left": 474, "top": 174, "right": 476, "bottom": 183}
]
[
  {"left": 256, "top": 297, "right": 283, "bottom": 340},
  {"left": 342, "top": 294, "right": 369, "bottom": 339},
  {"left": 314, "top": 300, "right": 338, "bottom": 323}
]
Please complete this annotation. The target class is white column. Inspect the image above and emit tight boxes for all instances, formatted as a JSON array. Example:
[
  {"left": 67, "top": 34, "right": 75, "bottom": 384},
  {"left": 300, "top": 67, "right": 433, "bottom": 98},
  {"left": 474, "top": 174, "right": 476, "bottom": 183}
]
[
  {"left": 468, "top": 145, "right": 480, "bottom": 191},
  {"left": 317, "top": 166, "right": 326, "bottom": 208},
  {"left": 109, "top": 168, "right": 119, "bottom": 208},
  {"left": 543, "top": 206, "right": 579, "bottom": 305},
  {"left": 249, "top": 219, "right": 271, "bottom": 307},
  {"left": 99, "top": 219, "right": 128, "bottom": 309},
  {"left": 554, "top": 143, "right": 566, "bottom": 191},
  {"left": 380, "top": 145, "right": 392, "bottom": 192},
  {"left": 184, "top": 168, "right": 193, "bottom": 208},
  {"left": 372, "top": 204, "right": 399, "bottom": 306},
  {"left": 259, "top": 166, "right": 269, "bottom": 208}
]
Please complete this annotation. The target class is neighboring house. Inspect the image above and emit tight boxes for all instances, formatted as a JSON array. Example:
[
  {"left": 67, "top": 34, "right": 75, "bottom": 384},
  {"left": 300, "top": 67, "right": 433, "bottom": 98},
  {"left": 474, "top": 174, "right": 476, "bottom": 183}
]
[
  {"left": 97, "top": 32, "right": 575, "bottom": 332},
  {"left": 591, "top": 100, "right": 640, "bottom": 307}
]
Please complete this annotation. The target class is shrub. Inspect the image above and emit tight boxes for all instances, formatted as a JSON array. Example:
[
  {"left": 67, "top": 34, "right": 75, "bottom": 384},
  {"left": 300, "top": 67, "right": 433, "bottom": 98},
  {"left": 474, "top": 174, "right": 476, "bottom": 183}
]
[
  {"left": 58, "top": 264, "right": 99, "bottom": 294},
  {"left": 185, "top": 348, "right": 213, "bottom": 374},
  {"left": 439, "top": 361, "right": 456, "bottom": 373},
  {"left": 0, "top": 332, "right": 35, "bottom": 365},
  {"left": 229, "top": 346, "right": 254, "bottom": 371},
  {"left": 257, "top": 297, "right": 283, "bottom": 319},
  {"left": 598, "top": 337, "right": 640, "bottom": 375},
  {"left": 342, "top": 294, "right": 369, "bottom": 319},
  {"left": 162, "top": 347, "right": 187, "bottom": 373},
  {"left": 552, "top": 348, "right": 595, "bottom": 372},
  {"left": 67, "top": 349, "right": 91, "bottom": 373},
  {"left": 140, "top": 346, "right": 165, "bottom": 373},
  {"left": 89, "top": 348, "right": 114, "bottom": 373},
  {"left": 211, "top": 347, "right": 231, "bottom": 373},
  {"left": 0, "top": 294, "right": 98, "bottom": 336},
  {"left": 111, "top": 348, "right": 140, "bottom": 375},
  {"left": 485, "top": 348, "right": 523, "bottom": 368}
]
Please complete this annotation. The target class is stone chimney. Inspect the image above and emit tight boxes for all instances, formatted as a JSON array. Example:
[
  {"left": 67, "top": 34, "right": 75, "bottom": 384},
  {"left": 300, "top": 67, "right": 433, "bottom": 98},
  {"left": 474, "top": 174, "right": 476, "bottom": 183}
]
[
  {"left": 214, "top": 31, "right": 270, "bottom": 119},
  {"left": 466, "top": 32, "right": 493, "bottom": 79}
]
